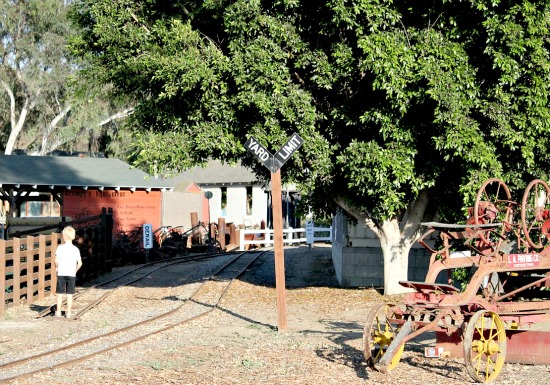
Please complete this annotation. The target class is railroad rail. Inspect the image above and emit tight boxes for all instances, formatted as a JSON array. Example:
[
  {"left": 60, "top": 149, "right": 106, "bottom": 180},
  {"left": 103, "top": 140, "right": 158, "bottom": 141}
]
[
  {"left": 0, "top": 249, "right": 268, "bottom": 383},
  {"left": 37, "top": 251, "right": 237, "bottom": 320}
]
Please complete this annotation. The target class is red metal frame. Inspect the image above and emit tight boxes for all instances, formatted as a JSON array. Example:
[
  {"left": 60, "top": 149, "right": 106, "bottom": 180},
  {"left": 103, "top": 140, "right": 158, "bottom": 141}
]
[{"left": 365, "top": 178, "right": 550, "bottom": 378}]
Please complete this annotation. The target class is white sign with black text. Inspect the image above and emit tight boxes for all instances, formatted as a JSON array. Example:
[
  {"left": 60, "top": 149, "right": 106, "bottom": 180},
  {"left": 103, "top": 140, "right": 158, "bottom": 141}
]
[
  {"left": 143, "top": 223, "right": 153, "bottom": 249},
  {"left": 305, "top": 219, "right": 314, "bottom": 245}
]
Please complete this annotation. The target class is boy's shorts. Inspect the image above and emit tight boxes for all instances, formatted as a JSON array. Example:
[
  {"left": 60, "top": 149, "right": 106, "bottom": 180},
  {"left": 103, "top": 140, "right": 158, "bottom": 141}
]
[{"left": 56, "top": 276, "right": 76, "bottom": 295}]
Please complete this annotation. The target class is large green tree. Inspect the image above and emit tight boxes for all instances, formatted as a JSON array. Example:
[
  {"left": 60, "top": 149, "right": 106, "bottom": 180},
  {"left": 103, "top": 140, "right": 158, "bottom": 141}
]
[{"left": 71, "top": 0, "right": 550, "bottom": 294}]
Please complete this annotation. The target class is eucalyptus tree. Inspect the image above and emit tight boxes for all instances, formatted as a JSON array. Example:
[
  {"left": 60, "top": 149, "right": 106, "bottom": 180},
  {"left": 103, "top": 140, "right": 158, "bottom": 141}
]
[
  {"left": 70, "top": 0, "right": 550, "bottom": 294},
  {"left": 0, "top": 0, "right": 133, "bottom": 155}
]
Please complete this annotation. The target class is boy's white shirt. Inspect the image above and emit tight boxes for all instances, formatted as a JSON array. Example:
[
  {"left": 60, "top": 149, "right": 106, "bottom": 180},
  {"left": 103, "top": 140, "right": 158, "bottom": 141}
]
[{"left": 56, "top": 242, "right": 82, "bottom": 277}]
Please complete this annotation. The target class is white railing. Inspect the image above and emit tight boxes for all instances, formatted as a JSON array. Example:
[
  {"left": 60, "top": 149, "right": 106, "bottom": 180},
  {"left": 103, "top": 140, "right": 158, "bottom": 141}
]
[{"left": 239, "top": 226, "right": 332, "bottom": 251}]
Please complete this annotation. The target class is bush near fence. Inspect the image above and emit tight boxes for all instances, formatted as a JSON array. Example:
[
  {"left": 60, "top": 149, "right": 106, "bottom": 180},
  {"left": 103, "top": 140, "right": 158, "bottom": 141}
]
[{"left": 0, "top": 208, "right": 113, "bottom": 316}]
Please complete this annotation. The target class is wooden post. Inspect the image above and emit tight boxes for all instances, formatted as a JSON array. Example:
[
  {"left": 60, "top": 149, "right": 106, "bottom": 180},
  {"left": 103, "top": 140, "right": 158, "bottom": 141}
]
[
  {"left": 271, "top": 170, "right": 287, "bottom": 331},
  {"left": 210, "top": 222, "right": 216, "bottom": 247},
  {"left": 51, "top": 232, "right": 59, "bottom": 295},
  {"left": 38, "top": 235, "right": 46, "bottom": 300},
  {"left": 0, "top": 239, "right": 6, "bottom": 316},
  {"left": 13, "top": 237, "right": 20, "bottom": 305},
  {"left": 229, "top": 223, "right": 236, "bottom": 245},
  {"left": 218, "top": 218, "right": 226, "bottom": 249},
  {"left": 243, "top": 132, "right": 303, "bottom": 332},
  {"left": 190, "top": 212, "right": 199, "bottom": 245},
  {"left": 26, "top": 236, "right": 34, "bottom": 304}
]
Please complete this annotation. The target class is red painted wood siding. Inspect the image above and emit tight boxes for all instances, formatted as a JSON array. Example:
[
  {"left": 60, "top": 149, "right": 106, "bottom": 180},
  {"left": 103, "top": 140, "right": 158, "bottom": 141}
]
[{"left": 62, "top": 189, "right": 162, "bottom": 234}]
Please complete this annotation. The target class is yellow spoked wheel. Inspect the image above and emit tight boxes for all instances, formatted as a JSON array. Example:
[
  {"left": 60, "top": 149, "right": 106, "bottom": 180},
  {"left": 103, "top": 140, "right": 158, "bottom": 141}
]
[
  {"left": 464, "top": 310, "right": 507, "bottom": 383},
  {"left": 363, "top": 303, "right": 405, "bottom": 371}
]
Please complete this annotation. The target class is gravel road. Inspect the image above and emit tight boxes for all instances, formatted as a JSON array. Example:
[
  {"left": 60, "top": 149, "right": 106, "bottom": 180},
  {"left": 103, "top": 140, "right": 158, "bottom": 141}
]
[{"left": 1, "top": 245, "right": 549, "bottom": 384}]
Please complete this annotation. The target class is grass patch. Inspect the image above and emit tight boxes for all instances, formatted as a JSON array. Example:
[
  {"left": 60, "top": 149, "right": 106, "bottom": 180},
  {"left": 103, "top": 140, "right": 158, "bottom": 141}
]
[
  {"left": 241, "top": 357, "right": 264, "bottom": 370},
  {"left": 140, "top": 360, "right": 175, "bottom": 371}
]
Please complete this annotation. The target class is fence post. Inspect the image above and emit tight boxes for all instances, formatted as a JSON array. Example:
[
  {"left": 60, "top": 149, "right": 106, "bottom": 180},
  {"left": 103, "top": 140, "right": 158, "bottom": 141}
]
[
  {"left": 218, "top": 218, "right": 226, "bottom": 250},
  {"left": 0, "top": 239, "right": 5, "bottom": 316},
  {"left": 209, "top": 222, "right": 216, "bottom": 246},
  {"left": 51, "top": 233, "right": 59, "bottom": 295},
  {"left": 239, "top": 229, "right": 245, "bottom": 251},
  {"left": 106, "top": 208, "right": 113, "bottom": 273},
  {"left": 38, "top": 235, "right": 46, "bottom": 300},
  {"left": 13, "top": 237, "right": 21, "bottom": 306},
  {"left": 26, "top": 236, "right": 34, "bottom": 304},
  {"left": 99, "top": 208, "right": 107, "bottom": 275},
  {"left": 190, "top": 212, "right": 199, "bottom": 245},
  {"left": 229, "top": 223, "right": 236, "bottom": 245},
  {"left": 100, "top": 207, "right": 113, "bottom": 274}
]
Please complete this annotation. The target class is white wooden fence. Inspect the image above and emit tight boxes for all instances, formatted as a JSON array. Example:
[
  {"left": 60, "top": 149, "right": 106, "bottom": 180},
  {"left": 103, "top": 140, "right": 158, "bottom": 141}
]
[{"left": 239, "top": 226, "right": 332, "bottom": 251}]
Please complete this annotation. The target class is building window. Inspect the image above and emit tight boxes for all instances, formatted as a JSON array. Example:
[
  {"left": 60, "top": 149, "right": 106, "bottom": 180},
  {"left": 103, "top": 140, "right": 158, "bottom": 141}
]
[
  {"left": 221, "top": 187, "right": 227, "bottom": 216},
  {"left": 246, "top": 186, "right": 252, "bottom": 215}
]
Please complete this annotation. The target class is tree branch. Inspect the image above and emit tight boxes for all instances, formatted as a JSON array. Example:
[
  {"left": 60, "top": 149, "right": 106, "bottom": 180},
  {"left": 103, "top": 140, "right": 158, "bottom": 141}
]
[
  {"left": 334, "top": 197, "right": 381, "bottom": 238},
  {"left": 38, "top": 105, "right": 72, "bottom": 155},
  {"left": 97, "top": 108, "right": 134, "bottom": 126},
  {"left": 402, "top": 189, "right": 431, "bottom": 241}
]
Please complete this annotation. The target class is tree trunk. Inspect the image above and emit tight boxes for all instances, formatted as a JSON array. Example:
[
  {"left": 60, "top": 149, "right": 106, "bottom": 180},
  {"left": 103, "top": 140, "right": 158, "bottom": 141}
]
[
  {"left": 378, "top": 218, "right": 414, "bottom": 294},
  {"left": 336, "top": 189, "right": 431, "bottom": 294},
  {"left": 2, "top": 81, "right": 33, "bottom": 155},
  {"left": 37, "top": 105, "right": 72, "bottom": 155}
]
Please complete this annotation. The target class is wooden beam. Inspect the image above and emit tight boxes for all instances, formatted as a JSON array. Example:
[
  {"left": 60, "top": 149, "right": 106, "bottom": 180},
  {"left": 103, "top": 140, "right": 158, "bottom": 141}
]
[{"left": 271, "top": 170, "right": 287, "bottom": 331}]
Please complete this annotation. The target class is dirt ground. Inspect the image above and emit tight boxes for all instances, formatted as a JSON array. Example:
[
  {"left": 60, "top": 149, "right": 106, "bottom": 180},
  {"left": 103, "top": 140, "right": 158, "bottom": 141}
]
[{"left": 1, "top": 245, "right": 549, "bottom": 384}]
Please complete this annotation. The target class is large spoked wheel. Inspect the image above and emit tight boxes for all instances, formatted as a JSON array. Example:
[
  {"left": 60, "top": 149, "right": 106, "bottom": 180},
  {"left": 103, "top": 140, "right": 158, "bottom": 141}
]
[
  {"left": 521, "top": 179, "right": 550, "bottom": 250},
  {"left": 464, "top": 310, "right": 507, "bottom": 383},
  {"left": 474, "top": 178, "right": 514, "bottom": 246},
  {"left": 363, "top": 303, "right": 405, "bottom": 371}
]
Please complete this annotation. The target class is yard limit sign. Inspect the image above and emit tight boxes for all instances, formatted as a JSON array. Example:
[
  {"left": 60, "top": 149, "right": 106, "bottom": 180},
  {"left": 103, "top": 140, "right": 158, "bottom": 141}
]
[{"left": 245, "top": 133, "right": 304, "bottom": 331}]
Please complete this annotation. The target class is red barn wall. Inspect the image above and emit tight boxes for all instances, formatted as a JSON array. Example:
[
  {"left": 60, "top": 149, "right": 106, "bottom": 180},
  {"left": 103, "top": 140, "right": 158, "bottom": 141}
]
[{"left": 62, "top": 189, "right": 162, "bottom": 234}]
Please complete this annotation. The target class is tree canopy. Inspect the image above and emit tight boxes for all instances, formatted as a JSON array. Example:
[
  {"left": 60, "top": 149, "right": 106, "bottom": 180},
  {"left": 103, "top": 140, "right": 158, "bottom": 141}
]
[
  {"left": 0, "top": 0, "right": 134, "bottom": 156},
  {"left": 70, "top": 0, "right": 550, "bottom": 293}
]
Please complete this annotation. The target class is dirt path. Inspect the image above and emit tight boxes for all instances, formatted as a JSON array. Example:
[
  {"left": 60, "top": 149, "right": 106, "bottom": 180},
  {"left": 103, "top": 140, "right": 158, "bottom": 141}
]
[{"left": 1, "top": 245, "right": 549, "bottom": 384}]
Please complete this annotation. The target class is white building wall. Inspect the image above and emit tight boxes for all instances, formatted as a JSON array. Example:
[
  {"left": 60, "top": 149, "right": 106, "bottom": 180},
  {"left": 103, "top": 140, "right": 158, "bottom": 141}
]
[
  {"left": 331, "top": 211, "right": 439, "bottom": 288},
  {"left": 226, "top": 186, "right": 247, "bottom": 226},
  {"left": 251, "top": 186, "right": 267, "bottom": 227},
  {"left": 203, "top": 185, "right": 268, "bottom": 228},
  {"left": 204, "top": 187, "right": 222, "bottom": 223}
]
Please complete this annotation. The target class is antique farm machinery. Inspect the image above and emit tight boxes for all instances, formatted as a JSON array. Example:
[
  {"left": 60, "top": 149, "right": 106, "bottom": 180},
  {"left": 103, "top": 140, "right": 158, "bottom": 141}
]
[{"left": 364, "top": 178, "right": 550, "bottom": 383}]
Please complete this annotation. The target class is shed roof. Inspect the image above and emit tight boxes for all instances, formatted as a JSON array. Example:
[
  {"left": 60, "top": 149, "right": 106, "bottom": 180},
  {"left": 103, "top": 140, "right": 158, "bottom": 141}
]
[
  {"left": 0, "top": 155, "right": 173, "bottom": 191},
  {"left": 166, "top": 160, "right": 259, "bottom": 186}
]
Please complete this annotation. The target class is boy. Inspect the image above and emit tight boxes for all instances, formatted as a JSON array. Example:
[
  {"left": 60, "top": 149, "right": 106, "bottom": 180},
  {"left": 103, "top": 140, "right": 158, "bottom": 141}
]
[{"left": 54, "top": 226, "right": 82, "bottom": 318}]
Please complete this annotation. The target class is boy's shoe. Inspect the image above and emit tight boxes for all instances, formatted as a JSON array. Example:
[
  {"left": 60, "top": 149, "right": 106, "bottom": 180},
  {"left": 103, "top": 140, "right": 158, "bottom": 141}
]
[
  {"left": 55, "top": 312, "right": 62, "bottom": 317},
  {"left": 66, "top": 313, "right": 72, "bottom": 319}
]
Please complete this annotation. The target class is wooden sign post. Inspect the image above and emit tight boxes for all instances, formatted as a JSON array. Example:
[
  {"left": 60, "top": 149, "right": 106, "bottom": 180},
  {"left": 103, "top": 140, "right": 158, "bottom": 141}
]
[{"left": 244, "top": 133, "right": 304, "bottom": 331}]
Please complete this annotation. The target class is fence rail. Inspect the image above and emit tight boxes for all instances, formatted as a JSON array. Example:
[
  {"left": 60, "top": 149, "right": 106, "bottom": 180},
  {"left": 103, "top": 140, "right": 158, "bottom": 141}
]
[
  {"left": 238, "top": 226, "right": 332, "bottom": 251},
  {"left": 1, "top": 208, "right": 113, "bottom": 317},
  {"left": 0, "top": 234, "right": 60, "bottom": 316}
]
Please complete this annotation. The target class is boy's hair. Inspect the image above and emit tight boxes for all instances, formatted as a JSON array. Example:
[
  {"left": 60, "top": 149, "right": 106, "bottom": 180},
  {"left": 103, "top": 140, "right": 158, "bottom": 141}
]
[{"left": 62, "top": 226, "right": 76, "bottom": 241}]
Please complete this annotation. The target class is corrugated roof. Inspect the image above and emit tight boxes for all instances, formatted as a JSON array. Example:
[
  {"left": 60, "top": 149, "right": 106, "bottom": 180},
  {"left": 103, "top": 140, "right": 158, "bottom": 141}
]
[
  {"left": 166, "top": 160, "right": 259, "bottom": 186},
  {"left": 0, "top": 155, "right": 173, "bottom": 191}
]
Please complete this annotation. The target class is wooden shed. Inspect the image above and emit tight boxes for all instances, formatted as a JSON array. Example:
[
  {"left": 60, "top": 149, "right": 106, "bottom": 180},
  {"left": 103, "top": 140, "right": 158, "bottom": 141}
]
[{"left": 0, "top": 155, "right": 174, "bottom": 237}]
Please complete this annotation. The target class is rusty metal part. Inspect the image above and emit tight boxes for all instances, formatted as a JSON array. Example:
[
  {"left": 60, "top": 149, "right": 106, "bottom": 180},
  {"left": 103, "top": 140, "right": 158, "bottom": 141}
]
[
  {"left": 522, "top": 179, "right": 550, "bottom": 249},
  {"left": 474, "top": 178, "right": 514, "bottom": 248},
  {"left": 0, "top": 250, "right": 268, "bottom": 382},
  {"left": 364, "top": 178, "right": 550, "bottom": 382}
]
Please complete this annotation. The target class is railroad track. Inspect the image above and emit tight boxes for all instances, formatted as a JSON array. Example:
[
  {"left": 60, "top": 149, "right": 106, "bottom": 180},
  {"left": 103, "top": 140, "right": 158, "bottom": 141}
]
[
  {"left": 37, "top": 251, "right": 238, "bottom": 320},
  {"left": 0, "top": 249, "right": 268, "bottom": 383}
]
